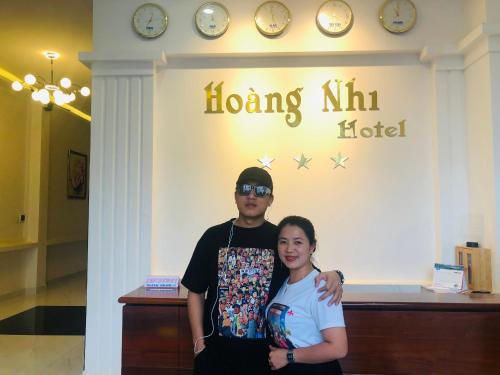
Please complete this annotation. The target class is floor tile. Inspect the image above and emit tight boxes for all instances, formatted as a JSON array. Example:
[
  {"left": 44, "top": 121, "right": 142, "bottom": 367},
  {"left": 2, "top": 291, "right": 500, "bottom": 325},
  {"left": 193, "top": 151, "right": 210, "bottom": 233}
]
[
  {"left": 0, "top": 306, "right": 86, "bottom": 335},
  {"left": 0, "top": 272, "right": 86, "bottom": 374}
]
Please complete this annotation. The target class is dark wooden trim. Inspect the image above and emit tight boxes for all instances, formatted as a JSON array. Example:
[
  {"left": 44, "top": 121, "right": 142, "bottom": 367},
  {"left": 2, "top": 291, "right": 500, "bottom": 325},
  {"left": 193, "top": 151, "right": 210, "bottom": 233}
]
[
  {"left": 344, "top": 301, "right": 500, "bottom": 312},
  {"left": 120, "top": 287, "right": 500, "bottom": 375},
  {"left": 119, "top": 286, "right": 500, "bottom": 311},
  {"left": 118, "top": 287, "right": 188, "bottom": 305}
]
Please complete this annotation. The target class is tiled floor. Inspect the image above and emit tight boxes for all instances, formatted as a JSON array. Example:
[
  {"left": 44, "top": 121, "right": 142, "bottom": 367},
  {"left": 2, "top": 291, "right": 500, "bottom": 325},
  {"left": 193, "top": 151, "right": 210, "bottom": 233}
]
[{"left": 0, "top": 272, "right": 86, "bottom": 375}]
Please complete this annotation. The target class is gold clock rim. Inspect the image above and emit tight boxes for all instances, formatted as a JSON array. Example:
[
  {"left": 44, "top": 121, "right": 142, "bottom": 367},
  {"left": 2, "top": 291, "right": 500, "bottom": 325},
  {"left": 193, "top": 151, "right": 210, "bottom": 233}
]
[
  {"left": 378, "top": 0, "right": 417, "bottom": 34},
  {"left": 254, "top": 0, "right": 291, "bottom": 37},
  {"left": 316, "top": 0, "right": 354, "bottom": 37},
  {"left": 132, "top": 2, "right": 168, "bottom": 39},
  {"left": 195, "top": 1, "right": 231, "bottom": 38}
]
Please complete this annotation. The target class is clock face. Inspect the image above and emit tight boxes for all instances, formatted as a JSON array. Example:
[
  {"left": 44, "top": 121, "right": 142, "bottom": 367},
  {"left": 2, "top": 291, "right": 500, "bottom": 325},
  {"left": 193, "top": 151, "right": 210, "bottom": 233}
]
[
  {"left": 255, "top": 1, "right": 291, "bottom": 37},
  {"left": 316, "top": 0, "right": 354, "bottom": 36},
  {"left": 379, "top": 0, "right": 416, "bottom": 33},
  {"left": 195, "top": 2, "right": 230, "bottom": 38},
  {"left": 132, "top": 3, "right": 168, "bottom": 39}
]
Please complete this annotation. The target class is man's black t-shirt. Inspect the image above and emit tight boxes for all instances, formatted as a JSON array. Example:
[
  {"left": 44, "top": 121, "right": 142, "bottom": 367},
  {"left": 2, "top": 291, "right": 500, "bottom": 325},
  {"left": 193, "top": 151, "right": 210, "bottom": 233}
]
[
  {"left": 182, "top": 220, "right": 290, "bottom": 373},
  {"left": 182, "top": 219, "right": 289, "bottom": 342}
]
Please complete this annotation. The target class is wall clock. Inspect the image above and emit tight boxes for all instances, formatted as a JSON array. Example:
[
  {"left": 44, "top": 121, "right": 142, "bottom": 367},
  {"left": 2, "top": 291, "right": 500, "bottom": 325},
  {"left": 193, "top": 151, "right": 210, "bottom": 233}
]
[
  {"left": 132, "top": 3, "right": 168, "bottom": 39},
  {"left": 316, "top": 0, "right": 354, "bottom": 36},
  {"left": 195, "top": 2, "right": 230, "bottom": 38},
  {"left": 379, "top": 0, "right": 416, "bottom": 33},
  {"left": 255, "top": 1, "right": 291, "bottom": 37}
]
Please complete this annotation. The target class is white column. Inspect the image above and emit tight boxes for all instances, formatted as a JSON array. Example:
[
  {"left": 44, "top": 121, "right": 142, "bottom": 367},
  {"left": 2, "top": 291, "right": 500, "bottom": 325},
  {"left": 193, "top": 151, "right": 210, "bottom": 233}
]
[
  {"left": 422, "top": 48, "right": 469, "bottom": 265},
  {"left": 492, "top": 38, "right": 500, "bottom": 292},
  {"left": 492, "top": 35, "right": 500, "bottom": 292},
  {"left": 460, "top": 21, "right": 500, "bottom": 291},
  {"left": 79, "top": 53, "right": 164, "bottom": 374}
]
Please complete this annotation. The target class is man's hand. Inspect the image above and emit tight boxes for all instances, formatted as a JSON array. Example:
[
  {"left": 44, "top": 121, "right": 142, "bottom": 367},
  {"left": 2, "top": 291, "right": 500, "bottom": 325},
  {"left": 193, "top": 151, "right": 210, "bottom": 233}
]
[
  {"left": 314, "top": 271, "right": 343, "bottom": 306},
  {"left": 187, "top": 291, "right": 207, "bottom": 357},
  {"left": 193, "top": 338, "right": 206, "bottom": 357},
  {"left": 268, "top": 345, "right": 288, "bottom": 371}
]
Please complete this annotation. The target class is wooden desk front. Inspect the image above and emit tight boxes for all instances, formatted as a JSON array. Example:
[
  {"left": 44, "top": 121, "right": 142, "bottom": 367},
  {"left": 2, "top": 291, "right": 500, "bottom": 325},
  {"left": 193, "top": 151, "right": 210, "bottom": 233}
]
[{"left": 119, "top": 287, "right": 500, "bottom": 374}]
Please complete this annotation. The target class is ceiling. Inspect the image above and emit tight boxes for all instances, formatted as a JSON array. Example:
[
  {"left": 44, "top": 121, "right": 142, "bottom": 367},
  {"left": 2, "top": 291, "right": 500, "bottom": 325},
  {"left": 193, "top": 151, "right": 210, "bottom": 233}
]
[{"left": 0, "top": 0, "right": 92, "bottom": 112}]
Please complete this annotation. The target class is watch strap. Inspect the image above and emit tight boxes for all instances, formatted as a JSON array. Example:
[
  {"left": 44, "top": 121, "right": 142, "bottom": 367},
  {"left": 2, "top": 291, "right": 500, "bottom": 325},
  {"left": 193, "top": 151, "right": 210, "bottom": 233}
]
[
  {"left": 335, "top": 270, "right": 345, "bottom": 285},
  {"left": 287, "top": 349, "right": 295, "bottom": 363}
]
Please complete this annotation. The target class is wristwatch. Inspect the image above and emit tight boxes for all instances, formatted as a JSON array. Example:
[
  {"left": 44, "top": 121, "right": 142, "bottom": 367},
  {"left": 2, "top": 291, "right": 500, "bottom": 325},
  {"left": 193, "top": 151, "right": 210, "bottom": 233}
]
[
  {"left": 335, "top": 270, "right": 345, "bottom": 285},
  {"left": 287, "top": 349, "right": 295, "bottom": 363}
]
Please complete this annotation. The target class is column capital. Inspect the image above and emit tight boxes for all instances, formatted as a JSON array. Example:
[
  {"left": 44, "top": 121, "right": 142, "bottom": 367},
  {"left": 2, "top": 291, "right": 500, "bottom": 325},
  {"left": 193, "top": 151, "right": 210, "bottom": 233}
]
[
  {"left": 420, "top": 23, "right": 500, "bottom": 71},
  {"left": 419, "top": 45, "right": 464, "bottom": 71},
  {"left": 458, "top": 22, "right": 500, "bottom": 68},
  {"left": 79, "top": 50, "right": 166, "bottom": 76}
]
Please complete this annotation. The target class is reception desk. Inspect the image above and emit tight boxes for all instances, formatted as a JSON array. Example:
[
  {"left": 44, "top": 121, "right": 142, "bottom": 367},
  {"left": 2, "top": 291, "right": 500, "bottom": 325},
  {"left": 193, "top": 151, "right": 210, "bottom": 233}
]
[{"left": 119, "top": 287, "right": 500, "bottom": 374}]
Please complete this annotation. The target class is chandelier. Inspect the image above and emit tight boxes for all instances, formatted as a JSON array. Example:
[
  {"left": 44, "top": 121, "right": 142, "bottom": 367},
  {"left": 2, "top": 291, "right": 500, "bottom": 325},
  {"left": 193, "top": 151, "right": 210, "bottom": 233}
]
[{"left": 11, "top": 51, "right": 90, "bottom": 107}]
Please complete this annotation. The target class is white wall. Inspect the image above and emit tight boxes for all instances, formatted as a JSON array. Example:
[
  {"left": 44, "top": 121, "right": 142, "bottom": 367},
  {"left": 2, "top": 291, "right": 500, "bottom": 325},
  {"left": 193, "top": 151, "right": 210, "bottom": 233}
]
[
  {"left": 0, "top": 80, "right": 90, "bottom": 298},
  {"left": 47, "top": 107, "right": 90, "bottom": 242},
  {"left": 0, "top": 81, "right": 29, "bottom": 243},
  {"left": 46, "top": 241, "right": 88, "bottom": 281},
  {"left": 93, "top": 0, "right": 464, "bottom": 55},
  {"left": 89, "top": 0, "right": 469, "bottom": 286},
  {"left": 85, "top": 0, "right": 500, "bottom": 372},
  {"left": 153, "top": 63, "right": 435, "bottom": 284},
  {"left": 45, "top": 107, "right": 90, "bottom": 281},
  {"left": 0, "top": 80, "right": 38, "bottom": 298}
]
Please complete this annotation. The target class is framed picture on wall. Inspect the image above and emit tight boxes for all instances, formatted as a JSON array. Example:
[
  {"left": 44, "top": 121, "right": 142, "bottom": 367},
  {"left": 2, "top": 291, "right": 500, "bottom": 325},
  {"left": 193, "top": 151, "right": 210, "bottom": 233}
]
[{"left": 67, "top": 149, "right": 87, "bottom": 199}]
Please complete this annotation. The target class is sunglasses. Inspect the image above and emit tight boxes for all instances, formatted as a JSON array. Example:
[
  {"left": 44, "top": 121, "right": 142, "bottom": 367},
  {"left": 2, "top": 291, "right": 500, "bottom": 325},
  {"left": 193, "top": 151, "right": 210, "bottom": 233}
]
[{"left": 236, "top": 184, "right": 272, "bottom": 197}]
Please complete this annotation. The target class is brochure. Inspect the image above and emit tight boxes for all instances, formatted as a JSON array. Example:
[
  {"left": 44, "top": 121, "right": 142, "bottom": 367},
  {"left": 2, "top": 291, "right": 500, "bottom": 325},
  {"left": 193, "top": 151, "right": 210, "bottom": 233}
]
[{"left": 424, "top": 263, "right": 467, "bottom": 293}]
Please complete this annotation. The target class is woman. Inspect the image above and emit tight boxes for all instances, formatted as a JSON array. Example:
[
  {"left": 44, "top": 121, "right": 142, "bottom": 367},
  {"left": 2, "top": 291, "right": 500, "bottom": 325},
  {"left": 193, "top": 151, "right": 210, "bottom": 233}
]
[{"left": 267, "top": 216, "right": 347, "bottom": 374}]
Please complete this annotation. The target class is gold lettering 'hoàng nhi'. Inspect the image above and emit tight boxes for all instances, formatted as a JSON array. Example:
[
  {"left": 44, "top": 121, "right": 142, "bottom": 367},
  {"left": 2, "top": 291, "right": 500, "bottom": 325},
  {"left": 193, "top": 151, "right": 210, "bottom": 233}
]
[
  {"left": 204, "top": 79, "right": 383, "bottom": 128},
  {"left": 204, "top": 81, "right": 303, "bottom": 127}
]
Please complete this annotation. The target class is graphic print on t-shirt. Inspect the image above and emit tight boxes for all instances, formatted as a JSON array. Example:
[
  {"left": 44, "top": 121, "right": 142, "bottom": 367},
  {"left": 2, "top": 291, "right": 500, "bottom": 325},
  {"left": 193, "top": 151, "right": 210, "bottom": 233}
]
[
  {"left": 267, "top": 303, "right": 295, "bottom": 349},
  {"left": 217, "top": 246, "right": 274, "bottom": 338}
]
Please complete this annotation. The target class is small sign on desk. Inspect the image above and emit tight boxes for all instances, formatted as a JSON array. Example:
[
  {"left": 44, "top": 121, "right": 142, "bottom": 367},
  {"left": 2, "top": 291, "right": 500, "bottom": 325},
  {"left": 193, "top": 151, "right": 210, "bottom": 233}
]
[
  {"left": 424, "top": 264, "right": 467, "bottom": 293},
  {"left": 144, "top": 275, "right": 179, "bottom": 289}
]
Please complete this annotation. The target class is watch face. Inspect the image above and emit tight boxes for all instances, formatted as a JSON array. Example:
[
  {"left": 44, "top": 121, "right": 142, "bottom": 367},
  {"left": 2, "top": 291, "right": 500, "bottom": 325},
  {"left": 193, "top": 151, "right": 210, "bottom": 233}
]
[
  {"left": 195, "top": 2, "right": 230, "bottom": 38},
  {"left": 316, "top": 0, "right": 354, "bottom": 36},
  {"left": 132, "top": 3, "right": 168, "bottom": 38},
  {"left": 255, "top": 1, "right": 291, "bottom": 37},
  {"left": 379, "top": 0, "right": 416, "bottom": 33}
]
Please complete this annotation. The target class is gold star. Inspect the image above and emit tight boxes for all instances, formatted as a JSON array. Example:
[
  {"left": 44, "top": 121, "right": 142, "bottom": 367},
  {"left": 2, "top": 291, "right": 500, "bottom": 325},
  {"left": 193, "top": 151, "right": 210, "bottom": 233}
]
[
  {"left": 293, "top": 153, "right": 312, "bottom": 169},
  {"left": 330, "top": 152, "right": 349, "bottom": 169},
  {"left": 258, "top": 155, "right": 275, "bottom": 169}
]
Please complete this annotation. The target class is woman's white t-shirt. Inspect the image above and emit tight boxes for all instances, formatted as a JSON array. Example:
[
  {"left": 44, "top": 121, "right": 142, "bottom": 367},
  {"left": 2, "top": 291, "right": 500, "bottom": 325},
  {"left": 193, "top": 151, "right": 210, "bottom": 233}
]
[{"left": 266, "top": 269, "right": 345, "bottom": 349}]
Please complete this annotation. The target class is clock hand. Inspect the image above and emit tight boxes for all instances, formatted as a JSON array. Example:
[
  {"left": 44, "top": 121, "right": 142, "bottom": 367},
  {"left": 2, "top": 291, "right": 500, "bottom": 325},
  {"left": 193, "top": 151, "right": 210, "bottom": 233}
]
[
  {"left": 396, "top": 1, "right": 401, "bottom": 17},
  {"left": 147, "top": 14, "right": 153, "bottom": 25}
]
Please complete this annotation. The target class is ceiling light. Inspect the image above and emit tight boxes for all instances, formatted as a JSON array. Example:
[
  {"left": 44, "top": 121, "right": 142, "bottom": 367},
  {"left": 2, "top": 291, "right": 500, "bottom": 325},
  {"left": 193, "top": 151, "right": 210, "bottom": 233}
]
[
  {"left": 11, "top": 81, "right": 23, "bottom": 91},
  {"left": 60, "top": 77, "right": 71, "bottom": 88},
  {"left": 24, "top": 74, "right": 36, "bottom": 85},
  {"left": 80, "top": 86, "right": 90, "bottom": 97},
  {"left": 11, "top": 51, "right": 91, "bottom": 109}
]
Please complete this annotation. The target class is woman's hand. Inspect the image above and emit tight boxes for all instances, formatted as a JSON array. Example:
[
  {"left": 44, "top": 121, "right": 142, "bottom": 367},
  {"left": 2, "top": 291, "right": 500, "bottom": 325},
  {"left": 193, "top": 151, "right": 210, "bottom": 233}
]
[
  {"left": 268, "top": 345, "right": 288, "bottom": 370},
  {"left": 315, "top": 271, "right": 343, "bottom": 306}
]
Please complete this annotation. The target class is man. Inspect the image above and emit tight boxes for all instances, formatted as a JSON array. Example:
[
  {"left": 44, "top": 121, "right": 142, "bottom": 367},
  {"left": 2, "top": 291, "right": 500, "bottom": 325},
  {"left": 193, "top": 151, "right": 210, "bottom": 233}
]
[{"left": 182, "top": 167, "right": 344, "bottom": 374}]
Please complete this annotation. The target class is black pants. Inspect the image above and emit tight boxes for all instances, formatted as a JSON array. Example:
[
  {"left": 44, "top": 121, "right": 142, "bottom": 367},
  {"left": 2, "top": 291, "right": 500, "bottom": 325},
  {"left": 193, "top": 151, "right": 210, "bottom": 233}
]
[
  {"left": 193, "top": 337, "right": 343, "bottom": 375},
  {"left": 274, "top": 360, "right": 343, "bottom": 375},
  {"left": 193, "top": 336, "right": 271, "bottom": 375}
]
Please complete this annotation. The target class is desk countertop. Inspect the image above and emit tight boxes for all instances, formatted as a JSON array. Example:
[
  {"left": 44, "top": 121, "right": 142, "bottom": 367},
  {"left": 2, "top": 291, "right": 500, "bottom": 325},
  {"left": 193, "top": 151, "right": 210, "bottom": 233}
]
[{"left": 119, "top": 285, "right": 500, "bottom": 311}]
